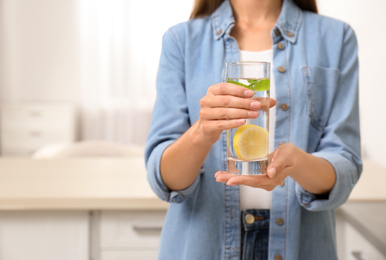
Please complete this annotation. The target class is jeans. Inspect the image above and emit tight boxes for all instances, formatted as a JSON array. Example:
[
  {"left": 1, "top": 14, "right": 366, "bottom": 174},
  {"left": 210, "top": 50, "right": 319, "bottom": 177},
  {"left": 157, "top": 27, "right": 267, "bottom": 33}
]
[{"left": 240, "top": 209, "right": 270, "bottom": 260}]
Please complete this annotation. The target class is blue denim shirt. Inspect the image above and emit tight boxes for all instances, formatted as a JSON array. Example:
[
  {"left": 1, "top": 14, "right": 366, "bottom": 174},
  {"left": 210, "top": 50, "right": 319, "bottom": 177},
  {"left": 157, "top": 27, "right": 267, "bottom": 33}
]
[{"left": 145, "top": 0, "right": 362, "bottom": 259}]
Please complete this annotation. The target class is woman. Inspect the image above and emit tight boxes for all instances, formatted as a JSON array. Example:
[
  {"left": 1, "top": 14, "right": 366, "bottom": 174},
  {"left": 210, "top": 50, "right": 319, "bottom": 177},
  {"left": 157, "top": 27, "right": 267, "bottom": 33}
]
[{"left": 145, "top": 0, "right": 362, "bottom": 259}]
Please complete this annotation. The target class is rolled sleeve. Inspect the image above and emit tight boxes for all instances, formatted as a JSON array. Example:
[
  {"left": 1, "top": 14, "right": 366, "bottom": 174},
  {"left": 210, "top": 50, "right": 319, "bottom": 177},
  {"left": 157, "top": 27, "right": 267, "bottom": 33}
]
[
  {"left": 296, "top": 152, "right": 361, "bottom": 211},
  {"left": 145, "top": 25, "right": 201, "bottom": 203},
  {"left": 146, "top": 140, "right": 201, "bottom": 203}
]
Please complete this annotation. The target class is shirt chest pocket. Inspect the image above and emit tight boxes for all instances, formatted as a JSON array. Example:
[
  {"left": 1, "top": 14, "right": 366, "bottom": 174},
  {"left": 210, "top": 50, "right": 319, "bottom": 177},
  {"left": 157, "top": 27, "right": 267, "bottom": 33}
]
[{"left": 302, "top": 66, "right": 340, "bottom": 131}]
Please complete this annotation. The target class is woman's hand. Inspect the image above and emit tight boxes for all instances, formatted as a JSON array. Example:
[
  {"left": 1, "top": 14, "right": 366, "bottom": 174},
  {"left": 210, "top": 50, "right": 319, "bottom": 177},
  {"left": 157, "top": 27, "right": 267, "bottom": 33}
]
[
  {"left": 215, "top": 143, "right": 336, "bottom": 195},
  {"left": 196, "top": 83, "right": 276, "bottom": 144},
  {"left": 160, "top": 83, "right": 276, "bottom": 191},
  {"left": 215, "top": 143, "right": 299, "bottom": 191}
]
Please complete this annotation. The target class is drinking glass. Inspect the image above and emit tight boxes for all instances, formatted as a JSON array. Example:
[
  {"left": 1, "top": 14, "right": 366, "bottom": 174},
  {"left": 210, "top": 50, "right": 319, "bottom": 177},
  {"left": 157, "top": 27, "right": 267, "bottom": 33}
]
[{"left": 226, "top": 61, "right": 270, "bottom": 175}]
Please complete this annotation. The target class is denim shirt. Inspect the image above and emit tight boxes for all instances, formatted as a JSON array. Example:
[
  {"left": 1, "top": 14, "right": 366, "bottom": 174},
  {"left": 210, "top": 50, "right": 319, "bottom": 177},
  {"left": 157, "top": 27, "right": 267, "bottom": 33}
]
[{"left": 145, "top": 0, "right": 362, "bottom": 259}]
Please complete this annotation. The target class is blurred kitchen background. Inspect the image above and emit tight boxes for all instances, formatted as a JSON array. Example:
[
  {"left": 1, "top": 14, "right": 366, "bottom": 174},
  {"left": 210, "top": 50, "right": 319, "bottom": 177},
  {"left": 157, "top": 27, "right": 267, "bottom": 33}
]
[{"left": 0, "top": 0, "right": 385, "bottom": 260}]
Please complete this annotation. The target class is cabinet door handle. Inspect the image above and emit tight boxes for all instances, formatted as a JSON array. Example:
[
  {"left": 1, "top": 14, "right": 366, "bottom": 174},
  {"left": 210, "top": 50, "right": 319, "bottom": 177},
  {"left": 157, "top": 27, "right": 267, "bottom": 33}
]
[{"left": 132, "top": 226, "right": 163, "bottom": 232}]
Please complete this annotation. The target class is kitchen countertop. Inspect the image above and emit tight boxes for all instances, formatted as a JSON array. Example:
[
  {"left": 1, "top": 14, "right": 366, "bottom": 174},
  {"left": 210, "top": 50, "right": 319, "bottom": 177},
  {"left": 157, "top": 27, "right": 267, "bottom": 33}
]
[
  {"left": 0, "top": 157, "right": 168, "bottom": 210},
  {"left": 0, "top": 157, "right": 384, "bottom": 210}
]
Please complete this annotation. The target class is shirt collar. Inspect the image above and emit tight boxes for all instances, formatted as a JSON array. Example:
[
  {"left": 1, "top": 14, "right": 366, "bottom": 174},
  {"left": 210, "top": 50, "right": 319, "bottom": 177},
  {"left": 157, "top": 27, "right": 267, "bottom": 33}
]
[
  {"left": 211, "top": 0, "right": 235, "bottom": 40},
  {"left": 211, "top": 0, "right": 302, "bottom": 44}
]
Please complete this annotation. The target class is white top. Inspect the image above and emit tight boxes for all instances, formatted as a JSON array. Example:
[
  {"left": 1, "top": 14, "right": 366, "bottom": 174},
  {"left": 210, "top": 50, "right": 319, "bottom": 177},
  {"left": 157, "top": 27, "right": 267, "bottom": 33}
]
[{"left": 239, "top": 49, "right": 276, "bottom": 210}]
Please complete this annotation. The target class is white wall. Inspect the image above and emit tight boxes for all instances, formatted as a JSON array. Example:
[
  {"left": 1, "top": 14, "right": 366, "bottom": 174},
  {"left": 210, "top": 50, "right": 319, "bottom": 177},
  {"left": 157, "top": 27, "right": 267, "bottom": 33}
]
[
  {"left": 0, "top": 0, "right": 81, "bottom": 102},
  {"left": 318, "top": 0, "right": 386, "bottom": 167},
  {"left": 0, "top": 0, "right": 193, "bottom": 104}
]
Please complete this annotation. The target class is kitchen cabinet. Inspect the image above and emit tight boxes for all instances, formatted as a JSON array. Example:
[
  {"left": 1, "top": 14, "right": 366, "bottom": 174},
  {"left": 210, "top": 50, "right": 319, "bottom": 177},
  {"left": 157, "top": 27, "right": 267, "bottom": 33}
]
[
  {"left": 336, "top": 202, "right": 386, "bottom": 260},
  {"left": 0, "top": 209, "right": 166, "bottom": 260},
  {"left": 0, "top": 210, "right": 166, "bottom": 260},
  {"left": 0, "top": 103, "right": 76, "bottom": 156},
  {"left": 0, "top": 211, "right": 89, "bottom": 260},
  {"left": 94, "top": 210, "right": 166, "bottom": 260},
  {"left": 0, "top": 158, "right": 168, "bottom": 260},
  {"left": 344, "top": 223, "right": 385, "bottom": 260},
  {"left": 335, "top": 160, "right": 386, "bottom": 260}
]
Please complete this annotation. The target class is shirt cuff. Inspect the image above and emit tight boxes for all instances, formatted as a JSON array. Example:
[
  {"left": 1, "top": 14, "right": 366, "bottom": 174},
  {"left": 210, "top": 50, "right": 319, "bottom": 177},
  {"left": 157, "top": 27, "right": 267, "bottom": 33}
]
[
  {"left": 169, "top": 176, "right": 201, "bottom": 203},
  {"left": 295, "top": 151, "right": 360, "bottom": 211},
  {"left": 146, "top": 140, "right": 202, "bottom": 203}
]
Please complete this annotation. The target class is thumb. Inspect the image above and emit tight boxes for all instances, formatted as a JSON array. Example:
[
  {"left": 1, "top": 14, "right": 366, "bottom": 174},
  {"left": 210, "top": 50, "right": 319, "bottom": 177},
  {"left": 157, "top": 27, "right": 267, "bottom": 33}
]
[
  {"left": 267, "top": 152, "right": 284, "bottom": 178},
  {"left": 267, "top": 166, "right": 277, "bottom": 178}
]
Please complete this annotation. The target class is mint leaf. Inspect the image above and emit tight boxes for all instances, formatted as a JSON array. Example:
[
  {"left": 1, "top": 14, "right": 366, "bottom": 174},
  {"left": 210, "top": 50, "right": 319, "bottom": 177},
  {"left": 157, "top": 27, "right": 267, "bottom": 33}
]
[
  {"left": 249, "top": 79, "right": 270, "bottom": 91},
  {"left": 226, "top": 80, "right": 253, "bottom": 90},
  {"left": 227, "top": 79, "right": 270, "bottom": 92}
]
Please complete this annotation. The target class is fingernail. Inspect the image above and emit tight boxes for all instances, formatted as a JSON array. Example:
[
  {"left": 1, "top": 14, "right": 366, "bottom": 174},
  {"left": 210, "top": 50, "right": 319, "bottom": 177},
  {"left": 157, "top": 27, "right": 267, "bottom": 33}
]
[
  {"left": 226, "top": 181, "right": 235, "bottom": 186},
  {"left": 216, "top": 178, "right": 227, "bottom": 183},
  {"left": 268, "top": 168, "right": 277, "bottom": 178},
  {"left": 237, "top": 119, "right": 246, "bottom": 125},
  {"left": 214, "top": 172, "right": 223, "bottom": 178},
  {"left": 244, "top": 89, "right": 254, "bottom": 96},
  {"left": 250, "top": 101, "right": 260, "bottom": 109},
  {"left": 248, "top": 111, "right": 258, "bottom": 117}
]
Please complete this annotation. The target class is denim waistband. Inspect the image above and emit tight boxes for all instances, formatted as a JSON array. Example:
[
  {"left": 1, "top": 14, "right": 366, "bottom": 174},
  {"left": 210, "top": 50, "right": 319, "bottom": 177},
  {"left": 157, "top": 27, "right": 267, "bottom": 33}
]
[{"left": 240, "top": 209, "right": 270, "bottom": 231}]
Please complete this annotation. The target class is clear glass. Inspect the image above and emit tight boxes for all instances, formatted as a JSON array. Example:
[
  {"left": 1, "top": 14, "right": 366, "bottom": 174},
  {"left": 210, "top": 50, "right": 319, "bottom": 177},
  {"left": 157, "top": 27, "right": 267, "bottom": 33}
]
[{"left": 226, "top": 61, "right": 270, "bottom": 175}]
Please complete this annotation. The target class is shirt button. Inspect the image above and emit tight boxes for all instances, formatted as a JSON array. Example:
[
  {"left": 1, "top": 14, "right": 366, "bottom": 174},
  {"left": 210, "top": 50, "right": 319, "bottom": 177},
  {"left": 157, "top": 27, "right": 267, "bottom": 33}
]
[
  {"left": 279, "top": 181, "right": 285, "bottom": 187},
  {"left": 280, "top": 103, "right": 288, "bottom": 111},
  {"left": 287, "top": 31, "right": 294, "bottom": 37},
  {"left": 274, "top": 254, "right": 283, "bottom": 260},
  {"left": 277, "top": 42, "right": 285, "bottom": 50},
  {"left": 278, "top": 66, "right": 286, "bottom": 73},
  {"left": 245, "top": 213, "right": 255, "bottom": 224},
  {"left": 216, "top": 29, "right": 222, "bottom": 35},
  {"left": 275, "top": 217, "right": 284, "bottom": 226}
]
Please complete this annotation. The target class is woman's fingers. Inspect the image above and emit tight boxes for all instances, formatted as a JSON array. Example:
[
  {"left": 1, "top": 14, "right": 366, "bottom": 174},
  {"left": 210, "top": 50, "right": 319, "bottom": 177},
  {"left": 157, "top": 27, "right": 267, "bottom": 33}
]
[
  {"left": 197, "top": 83, "right": 276, "bottom": 143},
  {"left": 199, "top": 84, "right": 260, "bottom": 127},
  {"left": 200, "top": 119, "right": 246, "bottom": 132},
  {"left": 269, "top": 98, "right": 277, "bottom": 108},
  {"left": 200, "top": 107, "right": 259, "bottom": 120},
  {"left": 214, "top": 171, "right": 278, "bottom": 191},
  {"left": 203, "top": 85, "right": 260, "bottom": 111},
  {"left": 209, "top": 83, "right": 255, "bottom": 97},
  {"left": 267, "top": 143, "right": 297, "bottom": 178},
  {"left": 207, "top": 84, "right": 276, "bottom": 110},
  {"left": 201, "top": 95, "right": 261, "bottom": 110}
]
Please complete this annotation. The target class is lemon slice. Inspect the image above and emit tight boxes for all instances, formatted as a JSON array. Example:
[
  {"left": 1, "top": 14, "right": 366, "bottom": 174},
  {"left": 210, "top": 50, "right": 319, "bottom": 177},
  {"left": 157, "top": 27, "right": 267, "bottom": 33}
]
[{"left": 233, "top": 124, "right": 268, "bottom": 160}]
